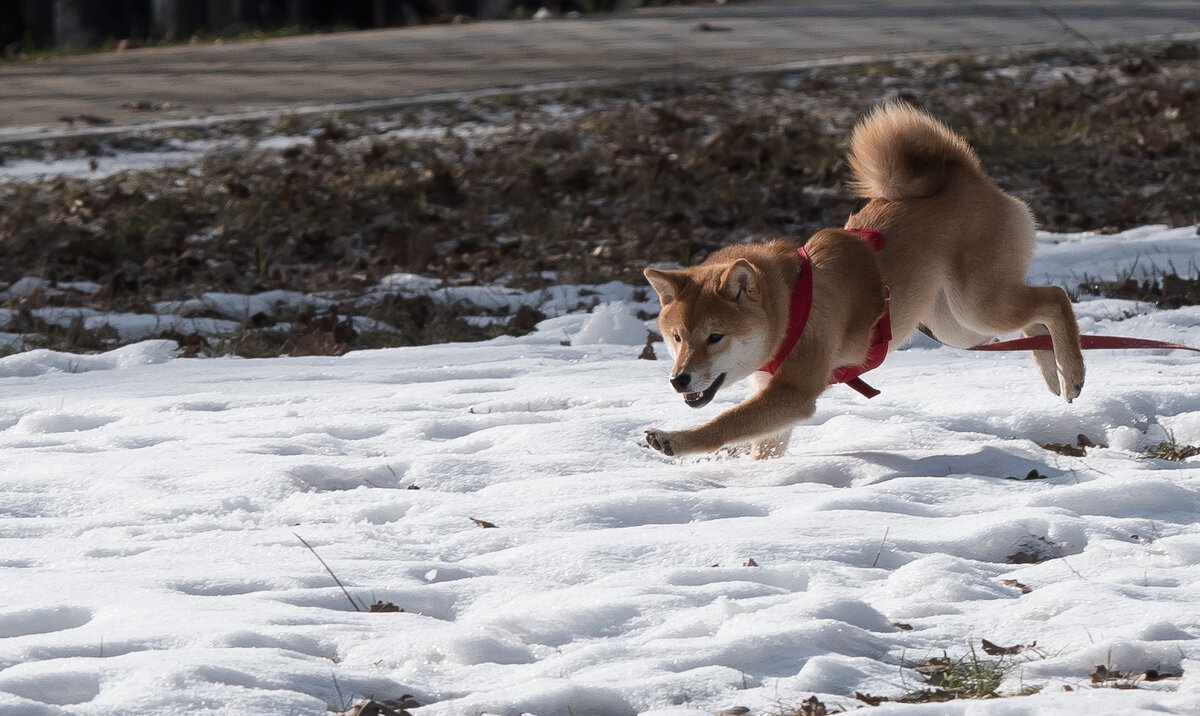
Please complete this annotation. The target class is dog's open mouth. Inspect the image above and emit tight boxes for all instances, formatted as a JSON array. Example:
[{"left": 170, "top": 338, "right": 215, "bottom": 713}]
[{"left": 683, "top": 373, "right": 725, "bottom": 409}]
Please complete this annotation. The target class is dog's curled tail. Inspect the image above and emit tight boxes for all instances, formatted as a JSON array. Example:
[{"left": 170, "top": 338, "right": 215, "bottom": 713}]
[{"left": 847, "top": 103, "right": 984, "bottom": 201}]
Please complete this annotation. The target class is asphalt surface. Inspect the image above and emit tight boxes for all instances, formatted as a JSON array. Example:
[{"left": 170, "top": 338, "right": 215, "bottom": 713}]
[{"left": 1, "top": 0, "right": 1198, "bottom": 135}]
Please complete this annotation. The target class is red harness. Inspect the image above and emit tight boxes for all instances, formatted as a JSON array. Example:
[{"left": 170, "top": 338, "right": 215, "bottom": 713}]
[{"left": 758, "top": 228, "right": 892, "bottom": 398}]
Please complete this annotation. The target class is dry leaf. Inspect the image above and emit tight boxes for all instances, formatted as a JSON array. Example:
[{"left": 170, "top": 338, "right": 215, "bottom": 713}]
[
  {"left": 1006, "top": 468, "right": 1048, "bottom": 481},
  {"left": 1143, "top": 668, "right": 1182, "bottom": 681},
  {"left": 797, "top": 695, "right": 826, "bottom": 716},
  {"left": 368, "top": 601, "right": 403, "bottom": 613},
  {"left": 1091, "top": 664, "right": 1121, "bottom": 683},
  {"left": 981, "top": 638, "right": 1034, "bottom": 655},
  {"left": 999, "top": 578, "right": 1033, "bottom": 594},
  {"left": 854, "top": 692, "right": 887, "bottom": 706}
]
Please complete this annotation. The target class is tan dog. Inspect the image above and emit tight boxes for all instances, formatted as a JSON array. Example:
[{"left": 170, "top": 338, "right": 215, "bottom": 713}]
[{"left": 643, "top": 103, "right": 1084, "bottom": 459}]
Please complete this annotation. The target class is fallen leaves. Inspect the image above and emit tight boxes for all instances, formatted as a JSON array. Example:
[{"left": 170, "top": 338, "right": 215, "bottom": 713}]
[
  {"left": 1090, "top": 664, "right": 1182, "bottom": 688},
  {"left": 1042, "top": 433, "right": 1106, "bottom": 457}
]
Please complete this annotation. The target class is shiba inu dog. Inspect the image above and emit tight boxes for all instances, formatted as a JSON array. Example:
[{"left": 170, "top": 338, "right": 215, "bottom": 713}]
[{"left": 643, "top": 103, "right": 1085, "bottom": 459}]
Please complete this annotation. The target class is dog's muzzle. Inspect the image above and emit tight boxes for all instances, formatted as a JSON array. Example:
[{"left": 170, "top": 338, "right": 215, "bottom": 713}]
[{"left": 681, "top": 373, "right": 725, "bottom": 409}]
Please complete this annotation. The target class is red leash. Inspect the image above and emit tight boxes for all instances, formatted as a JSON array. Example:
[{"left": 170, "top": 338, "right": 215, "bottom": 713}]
[{"left": 968, "top": 334, "right": 1200, "bottom": 353}]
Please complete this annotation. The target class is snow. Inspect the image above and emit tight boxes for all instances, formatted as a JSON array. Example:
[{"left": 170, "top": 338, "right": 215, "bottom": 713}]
[
  {"left": 0, "top": 272, "right": 651, "bottom": 350},
  {"left": 0, "top": 136, "right": 304, "bottom": 182},
  {"left": 0, "top": 97, "right": 590, "bottom": 184},
  {"left": 0, "top": 226, "right": 1199, "bottom": 715}
]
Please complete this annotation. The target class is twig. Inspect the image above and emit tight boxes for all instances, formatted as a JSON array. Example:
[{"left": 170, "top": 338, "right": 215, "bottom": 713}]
[
  {"left": 1059, "top": 556, "right": 1087, "bottom": 580},
  {"left": 294, "top": 532, "right": 363, "bottom": 612},
  {"left": 873, "top": 527, "right": 890, "bottom": 568}
]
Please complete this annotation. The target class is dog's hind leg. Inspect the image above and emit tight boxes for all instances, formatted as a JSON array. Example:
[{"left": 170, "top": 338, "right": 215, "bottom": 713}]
[
  {"left": 951, "top": 284, "right": 1085, "bottom": 402},
  {"left": 922, "top": 292, "right": 994, "bottom": 348},
  {"left": 924, "top": 292, "right": 1063, "bottom": 394},
  {"left": 1020, "top": 323, "right": 1062, "bottom": 395}
]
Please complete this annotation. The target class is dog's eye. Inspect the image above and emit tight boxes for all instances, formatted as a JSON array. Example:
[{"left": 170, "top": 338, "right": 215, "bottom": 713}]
[
  {"left": 673, "top": 332, "right": 681, "bottom": 343},
  {"left": 707, "top": 333, "right": 724, "bottom": 345}
]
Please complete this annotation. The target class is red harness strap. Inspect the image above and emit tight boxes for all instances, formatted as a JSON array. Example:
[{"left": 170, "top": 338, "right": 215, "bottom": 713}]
[
  {"left": 758, "top": 246, "right": 813, "bottom": 376},
  {"left": 829, "top": 286, "right": 892, "bottom": 398},
  {"left": 851, "top": 227, "right": 886, "bottom": 251},
  {"left": 830, "top": 228, "right": 891, "bottom": 398},
  {"left": 757, "top": 229, "right": 892, "bottom": 399}
]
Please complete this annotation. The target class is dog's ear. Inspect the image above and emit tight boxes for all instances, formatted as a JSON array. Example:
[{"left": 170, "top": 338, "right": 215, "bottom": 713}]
[
  {"left": 644, "top": 268, "right": 686, "bottom": 305},
  {"left": 719, "top": 260, "right": 761, "bottom": 303}
]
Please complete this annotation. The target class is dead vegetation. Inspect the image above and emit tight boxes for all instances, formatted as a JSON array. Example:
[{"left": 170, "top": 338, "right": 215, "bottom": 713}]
[
  {"left": 1142, "top": 431, "right": 1200, "bottom": 461},
  {"left": 1, "top": 41, "right": 1198, "bottom": 355}
]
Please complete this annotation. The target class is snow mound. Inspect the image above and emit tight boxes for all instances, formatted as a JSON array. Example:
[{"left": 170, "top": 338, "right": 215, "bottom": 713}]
[
  {"left": 0, "top": 340, "right": 179, "bottom": 378},
  {"left": 572, "top": 301, "right": 649, "bottom": 345}
]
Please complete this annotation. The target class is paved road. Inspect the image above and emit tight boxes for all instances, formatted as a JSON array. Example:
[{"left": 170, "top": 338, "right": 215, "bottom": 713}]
[{"left": 1, "top": 0, "right": 1197, "bottom": 134}]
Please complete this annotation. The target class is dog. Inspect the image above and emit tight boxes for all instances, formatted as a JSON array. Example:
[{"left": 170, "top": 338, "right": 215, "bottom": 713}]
[{"left": 642, "top": 102, "right": 1085, "bottom": 459}]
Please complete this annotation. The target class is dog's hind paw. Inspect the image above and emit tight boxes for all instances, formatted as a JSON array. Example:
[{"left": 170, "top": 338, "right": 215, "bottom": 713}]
[
  {"left": 644, "top": 428, "right": 675, "bottom": 457},
  {"left": 1062, "top": 376, "right": 1084, "bottom": 403},
  {"left": 1059, "top": 364, "right": 1085, "bottom": 403}
]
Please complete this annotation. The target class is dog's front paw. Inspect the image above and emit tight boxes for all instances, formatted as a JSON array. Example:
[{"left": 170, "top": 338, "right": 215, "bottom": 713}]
[{"left": 644, "top": 428, "right": 676, "bottom": 457}]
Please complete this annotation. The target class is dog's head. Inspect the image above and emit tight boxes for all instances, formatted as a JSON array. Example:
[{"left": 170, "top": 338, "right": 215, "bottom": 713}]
[{"left": 644, "top": 260, "right": 772, "bottom": 408}]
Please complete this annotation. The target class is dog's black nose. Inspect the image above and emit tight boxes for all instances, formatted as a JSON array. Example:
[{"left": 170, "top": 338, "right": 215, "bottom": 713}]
[{"left": 670, "top": 373, "right": 691, "bottom": 392}]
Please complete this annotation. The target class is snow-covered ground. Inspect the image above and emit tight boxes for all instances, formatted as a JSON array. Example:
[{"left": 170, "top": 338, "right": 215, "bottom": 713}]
[
  {"left": 0, "top": 95, "right": 589, "bottom": 184},
  {"left": 1, "top": 225, "right": 1200, "bottom": 715}
]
